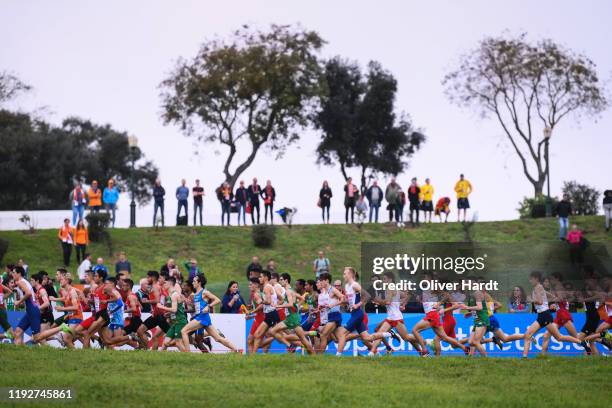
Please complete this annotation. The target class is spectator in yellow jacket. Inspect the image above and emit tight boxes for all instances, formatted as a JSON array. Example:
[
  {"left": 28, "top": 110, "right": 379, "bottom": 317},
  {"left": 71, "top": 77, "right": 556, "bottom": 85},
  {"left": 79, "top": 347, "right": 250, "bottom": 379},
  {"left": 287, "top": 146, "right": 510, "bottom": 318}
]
[
  {"left": 88, "top": 180, "right": 102, "bottom": 213},
  {"left": 420, "top": 178, "right": 434, "bottom": 223},
  {"left": 454, "top": 174, "right": 473, "bottom": 222}
]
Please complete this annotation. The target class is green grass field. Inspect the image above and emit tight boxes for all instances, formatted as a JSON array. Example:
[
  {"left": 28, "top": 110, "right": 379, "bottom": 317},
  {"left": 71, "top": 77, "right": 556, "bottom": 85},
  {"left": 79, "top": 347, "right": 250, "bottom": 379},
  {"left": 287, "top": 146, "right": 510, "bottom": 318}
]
[
  {"left": 1, "top": 216, "right": 610, "bottom": 293},
  {"left": 0, "top": 346, "right": 609, "bottom": 408}
]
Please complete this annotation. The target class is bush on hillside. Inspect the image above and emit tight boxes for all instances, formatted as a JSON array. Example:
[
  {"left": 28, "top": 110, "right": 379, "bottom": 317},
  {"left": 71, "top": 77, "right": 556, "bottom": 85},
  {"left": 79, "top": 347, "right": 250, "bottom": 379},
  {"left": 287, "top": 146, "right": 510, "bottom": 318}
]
[
  {"left": 562, "top": 181, "right": 600, "bottom": 215},
  {"left": 517, "top": 195, "right": 559, "bottom": 219},
  {"left": 0, "top": 238, "right": 8, "bottom": 265},
  {"left": 85, "top": 212, "right": 111, "bottom": 242},
  {"left": 252, "top": 224, "right": 276, "bottom": 248}
]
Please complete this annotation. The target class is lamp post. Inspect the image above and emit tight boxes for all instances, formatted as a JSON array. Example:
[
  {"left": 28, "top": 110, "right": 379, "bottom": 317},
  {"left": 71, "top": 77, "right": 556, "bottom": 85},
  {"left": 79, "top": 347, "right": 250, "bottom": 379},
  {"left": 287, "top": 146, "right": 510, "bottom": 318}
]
[
  {"left": 543, "top": 127, "right": 552, "bottom": 217},
  {"left": 128, "top": 135, "right": 138, "bottom": 228}
]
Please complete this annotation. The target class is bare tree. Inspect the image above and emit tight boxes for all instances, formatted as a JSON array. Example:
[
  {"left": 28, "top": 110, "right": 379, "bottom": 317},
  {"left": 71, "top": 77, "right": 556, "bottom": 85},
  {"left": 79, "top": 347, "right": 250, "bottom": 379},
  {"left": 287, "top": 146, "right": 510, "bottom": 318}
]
[{"left": 443, "top": 33, "right": 608, "bottom": 196}]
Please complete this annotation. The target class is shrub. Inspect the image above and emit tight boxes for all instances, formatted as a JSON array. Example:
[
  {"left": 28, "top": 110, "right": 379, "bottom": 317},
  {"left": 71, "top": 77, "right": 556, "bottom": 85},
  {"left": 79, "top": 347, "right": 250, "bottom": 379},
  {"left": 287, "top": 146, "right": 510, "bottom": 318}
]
[
  {"left": 252, "top": 224, "right": 276, "bottom": 248},
  {"left": 85, "top": 212, "right": 111, "bottom": 242},
  {"left": 562, "top": 181, "right": 600, "bottom": 215},
  {"left": 0, "top": 238, "right": 8, "bottom": 265},
  {"left": 517, "top": 195, "right": 559, "bottom": 219}
]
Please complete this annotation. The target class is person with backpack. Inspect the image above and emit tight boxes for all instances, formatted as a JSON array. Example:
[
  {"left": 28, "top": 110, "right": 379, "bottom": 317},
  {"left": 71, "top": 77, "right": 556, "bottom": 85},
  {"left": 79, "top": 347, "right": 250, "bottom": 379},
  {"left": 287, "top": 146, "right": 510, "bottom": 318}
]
[{"left": 313, "top": 251, "right": 330, "bottom": 278}]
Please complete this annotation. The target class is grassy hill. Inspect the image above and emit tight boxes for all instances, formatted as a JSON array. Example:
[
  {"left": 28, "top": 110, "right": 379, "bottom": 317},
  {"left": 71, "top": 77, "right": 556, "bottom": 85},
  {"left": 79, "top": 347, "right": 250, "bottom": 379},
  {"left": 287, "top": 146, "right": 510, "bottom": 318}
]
[
  {"left": 1, "top": 216, "right": 610, "bottom": 294},
  {"left": 0, "top": 346, "right": 609, "bottom": 408}
]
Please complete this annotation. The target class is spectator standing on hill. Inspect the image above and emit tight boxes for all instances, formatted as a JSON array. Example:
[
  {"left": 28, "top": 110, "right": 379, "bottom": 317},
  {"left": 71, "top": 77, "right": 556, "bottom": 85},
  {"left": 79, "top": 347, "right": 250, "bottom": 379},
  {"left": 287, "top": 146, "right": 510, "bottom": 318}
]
[
  {"left": 103, "top": 179, "right": 119, "bottom": 227},
  {"left": 246, "top": 256, "right": 262, "bottom": 280},
  {"left": 344, "top": 177, "right": 358, "bottom": 224},
  {"left": 508, "top": 286, "right": 529, "bottom": 313},
  {"left": 407, "top": 178, "right": 421, "bottom": 226},
  {"left": 602, "top": 190, "right": 612, "bottom": 232},
  {"left": 92, "top": 257, "right": 109, "bottom": 280},
  {"left": 73, "top": 219, "right": 89, "bottom": 264},
  {"left": 70, "top": 183, "right": 87, "bottom": 225},
  {"left": 219, "top": 182, "right": 233, "bottom": 226},
  {"left": 420, "top": 178, "right": 434, "bottom": 223},
  {"left": 77, "top": 253, "right": 92, "bottom": 283},
  {"left": 556, "top": 194, "right": 572, "bottom": 241},
  {"left": 356, "top": 195, "right": 368, "bottom": 224},
  {"left": 176, "top": 179, "right": 189, "bottom": 223},
  {"left": 87, "top": 180, "right": 102, "bottom": 213},
  {"left": 454, "top": 174, "right": 472, "bottom": 222},
  {"left": 235, "top": 180, "right": 249, "bottom": 226},
  {"left": 262, "top": 180, "right": 276, "bottom": 224},
  {"left": 435, "top": 197, "right": 451, "bottom": 223},
  {"left": 183, "top": 258, "right": 201, "bottom": 281},
  {"left": 319, "top": 180, "right": 332, "bottom": 224},
  {"left": 58, "top": 218, "right": 74, "bottom": 266},
  {"left": 396, "top": 187, "right": 406, "bottom": 226},
  {"left": 221, "top": 281, "right": 246, "bottom": 313},
  {"left": 192, "top": 179, "right": 205, "bottom": 226},
  {"left": 566, "top": 224, "right": 584, "bottom": 265},
  {"left": 115, "top": 252, "right": 132, "bottom": 275},
  {"left": 385, "top": 178, "right": 400, "bottom": 223},
  {"left": 248, "top": 178, "right": 262, "bottom": 225},
  {"left": 153, "top": 179, "right": 166, "bottom": 227},
  {"left": 313, "top": 251, "right": 330, "bottom": 278},
  {"left": 366, "top": 180, "right": 383, "bottom": 223}
]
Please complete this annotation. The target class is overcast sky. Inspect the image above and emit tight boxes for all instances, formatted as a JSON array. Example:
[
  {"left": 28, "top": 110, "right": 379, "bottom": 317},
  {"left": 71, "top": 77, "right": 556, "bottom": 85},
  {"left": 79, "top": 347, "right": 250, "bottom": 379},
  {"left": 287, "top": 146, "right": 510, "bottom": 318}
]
[{"left": 2, "top": 0, "right": 611, "bottom": 224}]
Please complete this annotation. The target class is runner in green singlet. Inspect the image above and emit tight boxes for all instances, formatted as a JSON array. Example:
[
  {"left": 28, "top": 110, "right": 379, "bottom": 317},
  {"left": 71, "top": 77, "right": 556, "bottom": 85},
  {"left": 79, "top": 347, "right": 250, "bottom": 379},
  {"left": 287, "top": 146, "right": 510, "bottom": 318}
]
[
  {"left": 460, "top": 290, "right": 488, "bottom": 356},
  {"left": 158, "top": 276, "right": 188, "bottom": 352},
  {"left": 268, "top": 273, "right": 315, "bottom": 354}
]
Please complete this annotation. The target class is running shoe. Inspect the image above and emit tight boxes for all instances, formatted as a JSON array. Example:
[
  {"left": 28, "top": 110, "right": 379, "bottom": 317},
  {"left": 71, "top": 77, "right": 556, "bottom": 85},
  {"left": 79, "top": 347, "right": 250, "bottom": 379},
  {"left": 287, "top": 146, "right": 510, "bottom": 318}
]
[
  {"left": 287, "top": 344, "right": 297, "bottom": 353},
  {"left": 203, "top": 336, "right": 212, "bottom": 351},
  {"left": 492, "top": 336, "right": 503, "bottom": 350},
  {"left": 580, "top": 341, "right": 592, "bottom": 354},
  {"left": 425, "top": 339, "right": 434, "bottom": 352}
]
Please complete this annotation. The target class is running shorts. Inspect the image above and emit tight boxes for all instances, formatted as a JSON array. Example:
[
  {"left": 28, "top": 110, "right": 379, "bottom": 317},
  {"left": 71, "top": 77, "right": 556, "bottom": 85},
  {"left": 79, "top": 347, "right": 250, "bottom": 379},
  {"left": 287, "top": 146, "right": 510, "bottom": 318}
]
[
  {"left": 166, "top": 321, "right": 187, "bottom": 339},
  {"left": 18, "top": 309, "right": 41, "bottom": 335},
  {"left": 384, "top": 318, "right": 404, "bottom": 328},
  {"left": 442, "top": 316, "right": 456, "bottom": 338},
  {"left": 124, "top": 317, "right": 143, "bottom": 334},
  {"left": 344, "top": 310, "right": 366, "bottom": 333},
  {"left": 284, "top": 312, "right": 301, "bottom": 330},
  {"left": 194, "top": 313, "right": 211, "bottom": 328},
  {"left": 327, "top": 311, "right": 342, "bottom": 326},
  {"left": 424, "top": 311, "right": 442, "bottom": 328},
  {"left": 144, "top": 314, "right": 170, "bottom": 333},
  {"left": 536, "top": 310, "right": 553, "bottom": 328},
  {"left": 553, "top": 308, "right": 573, "bottom": 327},
  {"left": 250, "top": 315, "right": 264, "bottom": 336},
  {"left": 264, "top": 310, "right": 280, "bottom": 328},
  {"left": 580, "top": 313, "right": 600, "bottom": 335},
  {"left": 487, "top": 315, "right": 500, "bottom": 332}
]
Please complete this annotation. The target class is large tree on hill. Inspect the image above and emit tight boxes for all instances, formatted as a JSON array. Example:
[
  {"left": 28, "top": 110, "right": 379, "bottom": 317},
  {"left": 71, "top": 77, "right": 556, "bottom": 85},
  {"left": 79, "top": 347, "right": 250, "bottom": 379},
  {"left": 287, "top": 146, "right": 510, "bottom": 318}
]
[
  {"left": 315, "top": 58, "right": 425, "bottom": 191},
  {"left": 0, "top": 111, "right": 158, "bottom": 210},
  {"left": 443, "top": 33, "right": 608, "bottom": 197},
  {"left": 160, "top": 24, "right": 325, "bottom": 189}
]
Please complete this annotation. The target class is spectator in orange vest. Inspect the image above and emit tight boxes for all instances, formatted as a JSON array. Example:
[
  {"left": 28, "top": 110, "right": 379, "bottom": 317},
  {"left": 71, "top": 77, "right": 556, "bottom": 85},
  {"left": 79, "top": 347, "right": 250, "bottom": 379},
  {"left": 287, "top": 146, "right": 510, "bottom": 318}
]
[
  {"left": 88, "top": 180, "right": 102, "bottom": 213},
  {"left": 58, "top": 218, "right": 74, "bottom": 266},
  {"left": 73, "top": 219, "right": 89, "bottom": 264}
]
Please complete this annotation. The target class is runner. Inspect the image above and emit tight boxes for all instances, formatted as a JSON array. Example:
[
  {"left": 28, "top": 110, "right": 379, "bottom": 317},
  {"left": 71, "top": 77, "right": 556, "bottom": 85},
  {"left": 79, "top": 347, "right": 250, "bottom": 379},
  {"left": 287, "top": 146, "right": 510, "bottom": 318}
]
[
  {"left": 368, "top": 272, "right": 421, "bottom": 355},
  {"left": 158, "top": 276, "right": 188, "bottom": 351},
  {"left": 104, "top": 277, "right": 126, "bottom": 346},
  {"left": 12, "top": 266, "right": 71, "bottom": 345},
  {"left": 252, "top": 271, "right": 281, "bottom": 352},
  {"left": 246, "top": 277, "right": 265, "bottom": 354},
  {"left": 459, "top": 289, "right": 489, "bottom": 356},
  {"left": 412, "top": 275, "right": 469, "bottom": 356},
  {"left": 180, "top": 273, "right": 239, "bottom": 353},
  {"left": 136, "top": 271, "right": 169, "bottom": 350},
  {"left": 54, "top": 273, "right": 84, "bottom": 348},
  {"left": 541, "top": 277, "right": 582, "bottom": 355},
  {"left": 268, "top": 273, "right": 315, "bottom": 354},
  {"left": 316, "top": 272, "right": 345, "bottom": 354},
  {"left": 578, "top": 277, "right": 605, "bottom": 354},
  {"left": 334, "top": 267, "right": 391, "bottom": 356},
  {"left": 522, "top": 271, "right": 590, "bottom": 358},
  {"left": 0, "top": 273, "right": 15, "bottom": 341},
  {"left": 31, "top": 273, "right": 54, "bottom": 343}
]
